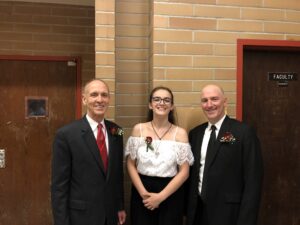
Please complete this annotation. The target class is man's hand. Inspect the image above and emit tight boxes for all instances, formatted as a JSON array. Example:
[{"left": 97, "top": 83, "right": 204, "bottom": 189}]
[{"left": 118, "top": 210, "right": 126, "bottom": 225}]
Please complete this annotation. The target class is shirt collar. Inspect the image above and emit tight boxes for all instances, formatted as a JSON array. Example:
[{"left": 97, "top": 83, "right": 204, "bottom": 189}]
[
  {"left": 208, "top": 114, "right": 226, "bottom": 131},
  {"left": 86, "top": 114, "right": 105, "bottom": 131}
]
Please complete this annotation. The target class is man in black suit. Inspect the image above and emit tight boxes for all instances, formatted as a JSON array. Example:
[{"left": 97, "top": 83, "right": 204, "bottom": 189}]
[
  {"left": 51, "top": 79, "right": 126, "bottom": 225},
  {"left": 186, "top": 84, "right": 263, "bottom": 225}
]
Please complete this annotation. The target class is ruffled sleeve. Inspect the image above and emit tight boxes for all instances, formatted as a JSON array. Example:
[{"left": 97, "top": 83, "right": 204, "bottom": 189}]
[
  {"left": 125, "top": 136, "right": 141, "bottom": 160},
  {"left": 175, "top": 142, "right": 194, "bottom": 166}
]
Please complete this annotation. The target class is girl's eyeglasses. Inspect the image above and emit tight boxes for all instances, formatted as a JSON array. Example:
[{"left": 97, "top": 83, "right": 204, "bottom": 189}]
[{"left": 152, "top": 97, "right": 172, "bottom": 105}]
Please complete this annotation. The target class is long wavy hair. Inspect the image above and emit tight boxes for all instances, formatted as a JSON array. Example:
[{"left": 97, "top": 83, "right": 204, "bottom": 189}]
[{"left": 147, "top": 86, "right": 177, "bottom": 124}]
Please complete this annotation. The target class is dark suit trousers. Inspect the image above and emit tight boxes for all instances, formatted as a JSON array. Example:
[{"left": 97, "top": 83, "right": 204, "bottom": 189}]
[{"left": 193, "top": 196, "right": 209, "bottom": 225}]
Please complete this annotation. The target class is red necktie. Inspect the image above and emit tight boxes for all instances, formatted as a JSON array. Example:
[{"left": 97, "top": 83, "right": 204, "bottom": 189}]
[{"left": 97, "top": 124, "right": 108, "bottom": 171}]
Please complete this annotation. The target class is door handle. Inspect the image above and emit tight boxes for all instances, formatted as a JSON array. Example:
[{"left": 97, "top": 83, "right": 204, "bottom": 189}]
[{"left": 0, "top": 149, "right": 5, "bottom": 168}]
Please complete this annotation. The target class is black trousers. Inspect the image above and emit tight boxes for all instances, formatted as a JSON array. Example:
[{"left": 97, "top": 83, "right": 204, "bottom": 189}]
[{"left": 193, "top": 196, "right": 209, "bottom": 225}]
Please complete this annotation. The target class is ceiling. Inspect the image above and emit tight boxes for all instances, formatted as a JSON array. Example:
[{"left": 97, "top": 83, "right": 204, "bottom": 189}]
[{"left": 4, "top": 0, "right": 94, "bottom": 6}]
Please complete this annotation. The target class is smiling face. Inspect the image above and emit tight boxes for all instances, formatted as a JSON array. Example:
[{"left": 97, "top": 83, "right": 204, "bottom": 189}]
[
  {"left": 82, "top": 80, "right": 110, "bottom": 122},
  {"left": 149, "top": 89, "right": 174, "bottom": 118},
  {"left": 200, "top": 84, "right": 227, "bottom": 124}
]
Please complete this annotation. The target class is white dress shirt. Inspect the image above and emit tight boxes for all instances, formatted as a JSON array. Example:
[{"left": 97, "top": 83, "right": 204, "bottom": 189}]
[
  {"left": 198, "top": 115, "right": 226, "bottom": 194},
  {"left": 86, "top": 114, "right": 109, "bottom": 154}
]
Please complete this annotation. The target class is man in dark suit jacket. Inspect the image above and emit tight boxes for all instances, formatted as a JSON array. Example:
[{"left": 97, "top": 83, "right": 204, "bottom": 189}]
[
  {"left": 186, "top": 84, "right": 263, "bottom": 225},
  {"left": 51, "top": 79, "right": 126, "bottom": 225}
]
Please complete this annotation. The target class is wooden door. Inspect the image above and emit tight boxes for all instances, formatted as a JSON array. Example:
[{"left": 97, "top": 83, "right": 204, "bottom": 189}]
[
  {"left": 242, "top": 46, "right": 300, "bottom": 225},
  {"left": 0, "top": 57, "right": 80, "bottom": 225}
]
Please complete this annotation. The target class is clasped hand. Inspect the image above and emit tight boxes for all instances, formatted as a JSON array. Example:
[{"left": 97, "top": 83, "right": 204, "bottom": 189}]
[{"left": 141, "top": 192, "right": 163, "bottom": 211}]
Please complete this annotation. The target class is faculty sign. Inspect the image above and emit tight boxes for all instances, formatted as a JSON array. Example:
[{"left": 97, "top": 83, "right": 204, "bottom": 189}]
[{"left": 268, "top": 72, "right": 297, "bottom": 86}]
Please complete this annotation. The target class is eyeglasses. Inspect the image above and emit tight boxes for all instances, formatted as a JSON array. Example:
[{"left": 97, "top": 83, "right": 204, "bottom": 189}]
[{"left": 152, "top": 97, "right": 172, "bottom": 105}]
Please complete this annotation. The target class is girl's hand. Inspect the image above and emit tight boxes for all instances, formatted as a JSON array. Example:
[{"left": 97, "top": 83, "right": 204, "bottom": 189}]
[
  {"left": 142, "top": 192, "right": 163, "bottom": 210},
  {"left": 140, "top": 191, "right": 150, "bottom": 200}
]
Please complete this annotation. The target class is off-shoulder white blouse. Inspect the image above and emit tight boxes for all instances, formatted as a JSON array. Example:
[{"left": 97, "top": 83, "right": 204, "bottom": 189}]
[{"left": 125, "top": 126, "right": 194, "bottom": 177}]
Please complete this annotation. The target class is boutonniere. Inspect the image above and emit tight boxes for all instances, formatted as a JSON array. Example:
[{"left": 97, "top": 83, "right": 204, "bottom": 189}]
[
  {"left": 220, "top": 132, "right": 236, "bottom": 144},
  {"left": 110, "top": 126, "right": 124, "bottom": 136},
  {"left": 145, "top": 136, "right": 154, "bottom": 152}
]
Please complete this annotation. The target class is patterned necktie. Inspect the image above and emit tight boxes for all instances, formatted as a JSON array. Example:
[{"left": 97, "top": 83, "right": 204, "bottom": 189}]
[
  {"left": 97, "top": 123, "right": 108, "bottom": 171},
  {"left": 201, "top": 125, "right": 216, "bottom": 202}
]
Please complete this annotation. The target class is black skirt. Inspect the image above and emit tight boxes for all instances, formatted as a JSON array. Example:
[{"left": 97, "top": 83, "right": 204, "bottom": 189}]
[{"left": 130, "top": 174, "right": 184, "bottom": 225}]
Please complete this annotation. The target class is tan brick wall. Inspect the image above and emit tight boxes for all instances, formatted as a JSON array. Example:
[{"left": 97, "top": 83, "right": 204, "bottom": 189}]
[
  {"left": 151, "top": 0, "right": 300, "bottom": 130},
  {"left": 115, "top": 0, "right": 150, "bottom": 137},
  {"left": 0, "top": 1, "right": 95, "bottom": 93},
  {"left": 95, "top": 0, "right": 116, "bottom": 120}
]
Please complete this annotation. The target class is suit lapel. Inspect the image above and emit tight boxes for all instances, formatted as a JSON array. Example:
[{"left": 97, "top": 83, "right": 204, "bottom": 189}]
[
  {"left": 81, "top": 117, "right": 106, "bottom": 176},
  {"left": 192, "top": 124, "right": 207, "bottom": 172},
  {"left": 104, "top": 119, "right": 120, "bottom": 179},
  {"left": 105, "top": 120, "right": 113, "bottom": 179},
  {"left": 206, "top": 116, "right": 231, "bottom": 169}
]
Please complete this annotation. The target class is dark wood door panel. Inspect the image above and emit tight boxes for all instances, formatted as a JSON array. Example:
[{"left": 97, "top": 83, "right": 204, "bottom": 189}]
[
  {"left": 243, "top": 50, "right": 300, "bottom": 225},
  {"left": 0, "top": 59, "right": 78, "bottom": 225}
]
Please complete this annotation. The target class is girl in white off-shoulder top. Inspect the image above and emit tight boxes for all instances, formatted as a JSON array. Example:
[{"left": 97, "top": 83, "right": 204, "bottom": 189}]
[{"left": 125, "top": 86, "right": 194, "bottom": 225}]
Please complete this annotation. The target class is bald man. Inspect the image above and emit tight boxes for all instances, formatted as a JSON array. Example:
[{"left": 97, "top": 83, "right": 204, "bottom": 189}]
[
  {"left": 186, "top": 84, "right": 263, "bottom": 225},
  {"left": 51, "top": 79, "right": 126, "bottom": 225}
]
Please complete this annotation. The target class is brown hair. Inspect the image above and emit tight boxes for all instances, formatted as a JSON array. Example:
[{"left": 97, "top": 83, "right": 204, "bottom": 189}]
[{"left": 147, "top": 86, "right": 176, "bottom": 124}]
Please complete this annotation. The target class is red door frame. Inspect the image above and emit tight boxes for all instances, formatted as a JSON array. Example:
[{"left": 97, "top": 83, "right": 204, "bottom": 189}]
[
  {"left": 0, "top": 55, "right": 82, "bottom": 118},
  {"left": 236, "top": 39, "right": 300, "bottom": 121}
]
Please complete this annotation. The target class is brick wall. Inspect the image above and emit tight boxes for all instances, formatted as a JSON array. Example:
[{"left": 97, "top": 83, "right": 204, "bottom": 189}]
[
  {"left": 95, "top": 0, "right": 116, "bottom": 119},
  {"left": 115, "top": 0, "right": 150, "bottom": 138},
  {"left": 0, "top": 1, "right": 95, "bottom": 90},
  {"left": 96, "top": 0, "right": 300, "bottom": 133},
  {"left": 152, "top": 0, "right": 300, "bottom": 129}
]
